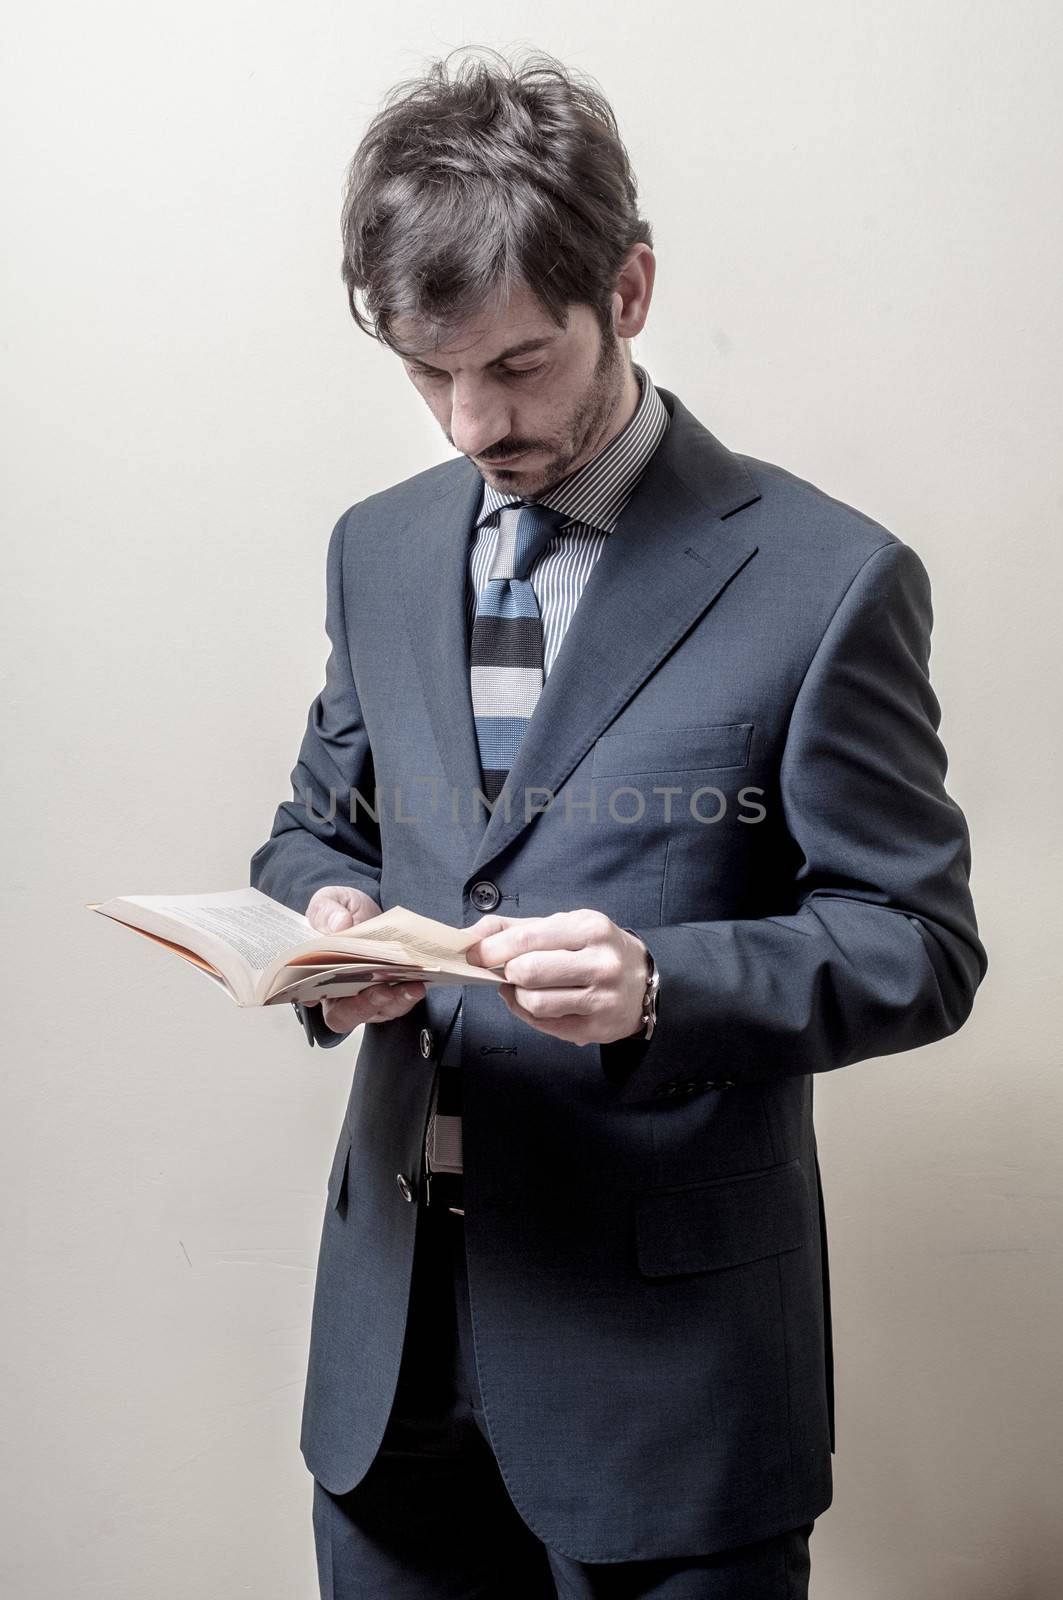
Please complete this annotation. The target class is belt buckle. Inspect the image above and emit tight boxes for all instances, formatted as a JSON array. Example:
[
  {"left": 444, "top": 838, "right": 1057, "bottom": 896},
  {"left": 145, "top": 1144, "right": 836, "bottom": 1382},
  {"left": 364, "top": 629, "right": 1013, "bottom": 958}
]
[{"left": 424, "top": 1165, "right": 464, "bottom": 1214}]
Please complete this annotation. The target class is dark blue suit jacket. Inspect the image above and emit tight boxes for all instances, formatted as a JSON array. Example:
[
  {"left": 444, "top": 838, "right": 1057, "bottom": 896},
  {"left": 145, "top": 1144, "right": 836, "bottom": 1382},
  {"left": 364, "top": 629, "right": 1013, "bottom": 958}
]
[{"left": 249, "top": 386, "right": 986, "bottom": 1561}]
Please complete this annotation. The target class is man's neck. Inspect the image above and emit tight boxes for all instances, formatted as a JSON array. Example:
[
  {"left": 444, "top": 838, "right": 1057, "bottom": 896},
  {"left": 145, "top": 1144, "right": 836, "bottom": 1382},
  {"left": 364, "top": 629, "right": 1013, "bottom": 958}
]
[
  {"left": 605, "top": 356, "right": 641, "bottom": 448},
  {"left": 573, "top": 355, "right": 642, "bottom": 477}
]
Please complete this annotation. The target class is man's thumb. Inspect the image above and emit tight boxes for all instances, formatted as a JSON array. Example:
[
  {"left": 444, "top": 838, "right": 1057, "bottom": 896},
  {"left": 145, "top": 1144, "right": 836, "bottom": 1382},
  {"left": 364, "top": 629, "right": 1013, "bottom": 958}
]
[{"left": 307, "top": 889, "right": 354, "bottom": 933}]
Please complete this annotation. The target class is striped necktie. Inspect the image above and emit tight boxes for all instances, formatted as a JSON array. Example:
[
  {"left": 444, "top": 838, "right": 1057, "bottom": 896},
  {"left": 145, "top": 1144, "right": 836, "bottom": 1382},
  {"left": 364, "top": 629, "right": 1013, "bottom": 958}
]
[{"left": 469, "top": 500, "right": 566, "bottom": 805}]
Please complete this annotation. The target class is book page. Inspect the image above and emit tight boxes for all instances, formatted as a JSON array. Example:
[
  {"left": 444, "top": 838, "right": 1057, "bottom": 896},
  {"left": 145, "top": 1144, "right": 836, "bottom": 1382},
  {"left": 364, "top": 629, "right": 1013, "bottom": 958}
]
[
  {"left": 343, "top": 906, "right": 498, "bottom": 964},
  {"left": 91, "top": 890, "right": 504, "bottom": 1006},
  {"left": 267, "top": 963, "right": 501, "bottom": 1005},
  {"left": 126, "top": 927, "right": 231, "bottom": 987},
  {"left": 116, "top": 889, "right": 312, "bottom": 971},
  {"left": 268, "top": 964, "right": 442, "bottom": 1005}
]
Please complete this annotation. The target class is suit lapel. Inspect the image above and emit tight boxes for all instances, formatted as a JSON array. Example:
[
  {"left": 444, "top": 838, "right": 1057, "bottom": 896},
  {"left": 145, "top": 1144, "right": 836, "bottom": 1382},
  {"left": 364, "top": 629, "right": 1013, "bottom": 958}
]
[
  {"left": 401, "top": 387, "right": 762, "bottom": 876},
  {"left": 472, "top": 390, "right": 761, "bottom": 873},
  {"left": 401, "top": 467, "right": 487, "bottom": 860}
]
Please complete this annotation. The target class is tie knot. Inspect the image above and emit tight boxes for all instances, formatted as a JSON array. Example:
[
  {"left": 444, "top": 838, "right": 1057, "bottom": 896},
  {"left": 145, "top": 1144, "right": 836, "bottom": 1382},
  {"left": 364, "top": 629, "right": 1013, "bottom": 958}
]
[{"left": 502, "top": 501, "right": 565, "bottom": 581}]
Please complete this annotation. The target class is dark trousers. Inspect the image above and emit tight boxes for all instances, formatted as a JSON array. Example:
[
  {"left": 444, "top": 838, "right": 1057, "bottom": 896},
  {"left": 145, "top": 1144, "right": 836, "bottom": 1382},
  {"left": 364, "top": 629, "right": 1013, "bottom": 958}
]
[{"left": 311, "top": 1195, "right": 814, "bottom": 1599}]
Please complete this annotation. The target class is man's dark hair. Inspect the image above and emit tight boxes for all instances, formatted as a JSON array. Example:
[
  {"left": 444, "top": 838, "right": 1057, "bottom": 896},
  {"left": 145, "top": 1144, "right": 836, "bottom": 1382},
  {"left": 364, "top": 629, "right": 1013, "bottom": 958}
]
[{"left": 339, "top": 46, "right": 653, "bottom": 355}]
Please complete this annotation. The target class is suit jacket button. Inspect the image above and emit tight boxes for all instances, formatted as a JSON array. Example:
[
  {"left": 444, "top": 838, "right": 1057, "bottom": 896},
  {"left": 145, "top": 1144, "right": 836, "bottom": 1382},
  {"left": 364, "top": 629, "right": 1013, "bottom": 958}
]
[
  {"left": 419, "top": 1027, "right": 433, "bottom": 1059},
  {"left": 396, "top": 1172, "right": 415, "bottom": 1203},
  {"left": 470, "top": 880, "right": 500, "bottom": 911}
]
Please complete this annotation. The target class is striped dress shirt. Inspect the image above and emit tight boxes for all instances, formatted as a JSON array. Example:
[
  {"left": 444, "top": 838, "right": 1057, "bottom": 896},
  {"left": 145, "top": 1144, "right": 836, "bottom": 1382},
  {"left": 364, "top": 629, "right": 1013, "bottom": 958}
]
[
  {"left": 424, "top": 362, "right": 670, "bottom": 1207},
  {"left": 464, "top": 362, "right": 670, "bottom": 672}
]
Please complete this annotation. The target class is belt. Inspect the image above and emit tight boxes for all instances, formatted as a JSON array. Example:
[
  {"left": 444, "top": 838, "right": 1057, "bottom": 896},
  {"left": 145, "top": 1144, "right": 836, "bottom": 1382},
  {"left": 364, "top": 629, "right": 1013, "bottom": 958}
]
[
  {"left": 423, "top": 996, "right": 464, "bottom": 1216},
  {"left": 424, "top": 1167, "right": 465, "bottom": 1215}
]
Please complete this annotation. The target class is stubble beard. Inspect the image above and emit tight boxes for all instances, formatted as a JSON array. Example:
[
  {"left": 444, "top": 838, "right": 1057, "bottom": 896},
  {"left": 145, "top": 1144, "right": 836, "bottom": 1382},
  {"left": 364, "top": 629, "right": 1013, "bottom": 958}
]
[{"left": 497, "top": 320, "right": 629, "bottom": 501}]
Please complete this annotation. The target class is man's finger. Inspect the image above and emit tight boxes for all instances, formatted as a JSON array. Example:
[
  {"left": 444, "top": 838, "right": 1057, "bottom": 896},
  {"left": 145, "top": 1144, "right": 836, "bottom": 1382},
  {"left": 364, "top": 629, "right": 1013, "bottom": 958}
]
[
  {"left": 474, "top": 909, "right": 607, "bottom": 969},
  {"left": 500, "top": 948, "right": 603, "bottom": 988},
  {"left": 499, "top": 984, "right": 593, "bottom": 1045},
  {"left": 464, "top": 913, "right": 516, "bottom": 965},
  {"left": 321, "top": 981, "right": 423, "bottom": 1031},
  {"left": 509, "top": 985, "right": 595, "bottom": 1018},
  {"left": 306, "top": 885, "right": 381, "bottom": 934}
]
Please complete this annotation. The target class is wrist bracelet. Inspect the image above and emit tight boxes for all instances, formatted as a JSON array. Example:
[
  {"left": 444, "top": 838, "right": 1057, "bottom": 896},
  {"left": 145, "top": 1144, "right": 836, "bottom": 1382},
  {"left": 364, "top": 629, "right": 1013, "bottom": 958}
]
[{"left": 621, "top": 928, "right": 660, "bottom": 1040}]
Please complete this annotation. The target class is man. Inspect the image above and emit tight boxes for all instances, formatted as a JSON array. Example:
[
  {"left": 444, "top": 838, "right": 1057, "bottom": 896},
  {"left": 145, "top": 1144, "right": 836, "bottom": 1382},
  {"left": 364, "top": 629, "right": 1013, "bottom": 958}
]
[{"left": 250, "top": 47, "right": 987, "bottom": 1599}]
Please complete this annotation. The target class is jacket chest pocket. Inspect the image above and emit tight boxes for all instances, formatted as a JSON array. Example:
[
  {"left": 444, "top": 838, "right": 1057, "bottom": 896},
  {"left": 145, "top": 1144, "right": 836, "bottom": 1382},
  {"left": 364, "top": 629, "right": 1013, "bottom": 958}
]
[{"left": 590, "top": 722, "right": 753, "bottom": 779}]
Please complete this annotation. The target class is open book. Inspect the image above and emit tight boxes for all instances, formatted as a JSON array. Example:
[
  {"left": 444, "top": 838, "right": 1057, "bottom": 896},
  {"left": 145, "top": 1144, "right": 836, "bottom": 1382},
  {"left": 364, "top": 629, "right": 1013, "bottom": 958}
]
[{"left": 88, "top": 888, "right": 506, "bottom": 1008}]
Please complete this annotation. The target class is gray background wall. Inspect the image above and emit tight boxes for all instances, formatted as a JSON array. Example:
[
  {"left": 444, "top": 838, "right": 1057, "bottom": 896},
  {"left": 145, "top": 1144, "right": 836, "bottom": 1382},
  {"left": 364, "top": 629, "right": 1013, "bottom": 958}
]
[{"left": 3, "top": 4, "right": 1060, "bottom": 1595}]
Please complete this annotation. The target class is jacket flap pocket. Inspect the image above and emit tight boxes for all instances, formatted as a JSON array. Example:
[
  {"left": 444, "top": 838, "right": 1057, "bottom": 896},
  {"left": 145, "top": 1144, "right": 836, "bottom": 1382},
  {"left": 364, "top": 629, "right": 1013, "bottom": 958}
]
[
  {"left": 327, "top": 1129, "right": 353, "bottom": 1212},
  {"left": 636, "top": 1159, "right": 810, "bottom": 1278},
  {"left": 591, "top": 722, "right": 753, "bottom": 777}
]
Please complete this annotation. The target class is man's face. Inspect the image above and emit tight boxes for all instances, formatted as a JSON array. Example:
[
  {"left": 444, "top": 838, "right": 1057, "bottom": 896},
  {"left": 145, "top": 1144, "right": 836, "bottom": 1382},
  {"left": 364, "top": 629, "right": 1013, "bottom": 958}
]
[{"left": 393, "top": 282, "right": 630, "bottom": 499}]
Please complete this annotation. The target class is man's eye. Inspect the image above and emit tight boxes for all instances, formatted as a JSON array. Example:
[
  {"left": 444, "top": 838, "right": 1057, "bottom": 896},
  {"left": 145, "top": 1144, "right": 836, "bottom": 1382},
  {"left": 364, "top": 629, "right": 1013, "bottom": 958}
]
[{"left": 409, "top": 364, "right": 544, "bottom": 381}]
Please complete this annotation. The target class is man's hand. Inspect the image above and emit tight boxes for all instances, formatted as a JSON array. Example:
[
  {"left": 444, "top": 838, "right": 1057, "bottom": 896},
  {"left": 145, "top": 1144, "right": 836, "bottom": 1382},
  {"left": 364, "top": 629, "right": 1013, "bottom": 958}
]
[
  {"left": 304, "top": 886, "right": 425, "bottom": 1031},
  {"left": 465, "top": 909, "right": 649, "bottom": 1048}
]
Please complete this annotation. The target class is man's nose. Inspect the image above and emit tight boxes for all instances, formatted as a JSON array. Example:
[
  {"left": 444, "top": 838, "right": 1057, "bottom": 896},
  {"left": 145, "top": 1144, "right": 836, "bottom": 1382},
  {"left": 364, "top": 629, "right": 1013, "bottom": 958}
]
[{"left": 448, "top": 385, "right": 512, "bottom": 460}]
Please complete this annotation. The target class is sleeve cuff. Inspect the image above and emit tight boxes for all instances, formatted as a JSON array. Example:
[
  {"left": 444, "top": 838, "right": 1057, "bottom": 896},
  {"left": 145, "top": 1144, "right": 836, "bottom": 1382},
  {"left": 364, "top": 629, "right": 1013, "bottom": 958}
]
[{"left": 292, "top": 1000, "right": 352, "bottom": 1049}]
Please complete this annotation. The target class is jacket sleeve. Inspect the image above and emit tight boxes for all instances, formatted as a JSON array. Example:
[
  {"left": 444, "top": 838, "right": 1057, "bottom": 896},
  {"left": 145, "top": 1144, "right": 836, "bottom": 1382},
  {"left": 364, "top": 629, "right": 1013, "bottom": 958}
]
[
  {"left": 290, "top": 996, "right": 353, "bottom": 1050},
  {"left": 249, "top": 507, "right": 382, "bottom": 1046},
  {"left": 600, "top": 538, "right": 988, "bottom": 1103}
]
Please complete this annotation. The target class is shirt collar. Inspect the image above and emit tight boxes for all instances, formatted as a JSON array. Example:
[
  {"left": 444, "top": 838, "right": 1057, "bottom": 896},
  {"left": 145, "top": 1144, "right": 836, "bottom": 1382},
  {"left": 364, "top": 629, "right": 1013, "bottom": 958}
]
[{"left": 473, "top": 361, "right": 669, "bottom": 536}]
